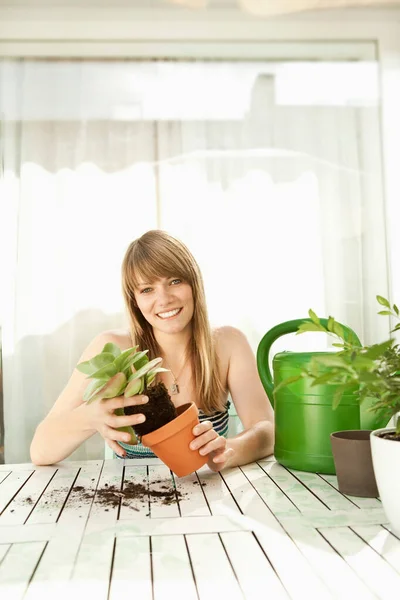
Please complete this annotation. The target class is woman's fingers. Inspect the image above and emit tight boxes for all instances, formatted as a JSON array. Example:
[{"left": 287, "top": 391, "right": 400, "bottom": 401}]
[
  {"left": 105, "top": 439, "right": 126, "bottom": 458},
  {"left": 198, "top": 434, "right": 226, "bottom": 456},
  {"left": 107, "top": 412, "right": 146, "bottom": 429},
  {"left": 102, "top": 424, "right": 135, "bottom": 444},
  {"left": 105, "top": 394, "right": 148, "bottom": 411}
]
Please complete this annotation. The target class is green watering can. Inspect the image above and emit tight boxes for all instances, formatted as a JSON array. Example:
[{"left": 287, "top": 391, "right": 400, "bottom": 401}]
[{"left": 257, "top": 319, "right": 390, "bottom": 474}]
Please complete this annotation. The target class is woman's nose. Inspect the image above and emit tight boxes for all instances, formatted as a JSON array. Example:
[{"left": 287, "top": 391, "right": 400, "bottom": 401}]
[{"left": 156, "top": 286, "right": 173, "bottom": 305}]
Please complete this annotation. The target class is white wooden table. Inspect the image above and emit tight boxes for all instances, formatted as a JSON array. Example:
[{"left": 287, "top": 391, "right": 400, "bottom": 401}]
[{"left": 0, "top": 456, "right": 399, "bottom": 600}]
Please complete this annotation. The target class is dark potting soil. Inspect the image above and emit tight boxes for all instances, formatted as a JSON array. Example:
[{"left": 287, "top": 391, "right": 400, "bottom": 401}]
[
  {"left": 71, "top": 478, "right": 186, "bottom": 509},
  {"left": 124, "top": 381, "right": 177, "bottom": 437},
  {"left": 377, "top": 431, "right": 400, "bottom": 442}
]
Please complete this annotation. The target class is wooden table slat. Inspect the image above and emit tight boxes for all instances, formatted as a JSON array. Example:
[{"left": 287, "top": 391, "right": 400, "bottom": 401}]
[
  {"left": 319, "top": 525, "right": 400, "bottom": 599},
  {"left": 0, "top": 456, "right": 399, "bottom": 599},
  {"left": 0, "top": 541, "right": 46, "bottom": 600},
  {"left": 220, "top": 531, "right": 290, "bottom": 600},
  {"left": 108, "top": 536, "right": 152, "bottom": 600},
  {"left": 152, "top": 534, "right": 198, "bottom": 600},
  {"left": 186, "top": 532, "right": 245, "bottom": 600}
]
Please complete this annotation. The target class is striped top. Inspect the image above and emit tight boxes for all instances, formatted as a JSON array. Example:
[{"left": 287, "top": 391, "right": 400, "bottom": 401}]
[{"left": 118, "top": 400, "right": 231, "bottom": 459}]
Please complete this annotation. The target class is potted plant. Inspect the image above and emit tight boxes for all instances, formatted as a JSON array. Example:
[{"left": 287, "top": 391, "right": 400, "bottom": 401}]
[
  {"left": 77, "top": 343, "right": 208, "bottom": 477},
  {"left": 289, "top": 297, "right": 400, "bottom": 528}
]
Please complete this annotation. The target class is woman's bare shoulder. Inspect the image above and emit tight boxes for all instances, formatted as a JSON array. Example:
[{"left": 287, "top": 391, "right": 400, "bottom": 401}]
[
  {"left": 79, "top": 328, "right": 133, "bottom": 361},
  {"left": 213, "top": 326, "right": 249, "bottom": 359}
]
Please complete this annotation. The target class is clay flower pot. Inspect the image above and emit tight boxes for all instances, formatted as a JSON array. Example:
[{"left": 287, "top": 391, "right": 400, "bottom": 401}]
[
  {"left": 141, "top": 402, "right": 208, "bottom": 477},
  {"left": 330, "top": 430, "right": 379, "bottom": 497}
]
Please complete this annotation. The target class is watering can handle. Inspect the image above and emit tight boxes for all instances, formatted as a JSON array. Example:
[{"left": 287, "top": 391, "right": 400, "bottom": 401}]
[{"left": 256, "top": 318, "right": 361, "bottom": 405}]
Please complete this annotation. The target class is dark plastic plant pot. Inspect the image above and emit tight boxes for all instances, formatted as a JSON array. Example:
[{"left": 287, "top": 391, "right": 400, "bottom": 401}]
[{"left": 330, "top": 430, "right": 379, "bottom": 497}]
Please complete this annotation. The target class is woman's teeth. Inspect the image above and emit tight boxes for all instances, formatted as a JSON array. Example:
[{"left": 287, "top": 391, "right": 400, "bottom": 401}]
[{"left": 157, "top": 308, "right": 181, "bottom": 319}]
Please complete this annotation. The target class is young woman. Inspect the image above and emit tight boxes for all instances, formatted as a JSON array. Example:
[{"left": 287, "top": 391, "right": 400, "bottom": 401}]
[{"left": 30, "top": 230, "right": 274, "bottom": 470}]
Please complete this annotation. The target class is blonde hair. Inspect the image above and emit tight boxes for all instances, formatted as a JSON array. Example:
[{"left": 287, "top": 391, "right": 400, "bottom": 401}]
[{"left": 121, "top": 230, "right": 225, "bottom": 413}]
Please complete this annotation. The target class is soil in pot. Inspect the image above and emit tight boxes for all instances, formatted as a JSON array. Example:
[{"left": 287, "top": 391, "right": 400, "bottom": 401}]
[
  {"left": 376, "top": 431, "right": 400, "bottom": 442},
  {"left": 124, "top": 381, "right": 177, "bottom": 437}
]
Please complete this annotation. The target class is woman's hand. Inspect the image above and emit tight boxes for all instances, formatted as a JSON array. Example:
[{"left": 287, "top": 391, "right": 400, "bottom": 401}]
[
  {"left": 190, "top": 421, "right": 235, "bottom": 472},
  {"left": 82, "top": 394, "right": 148, "bottom": 457}
]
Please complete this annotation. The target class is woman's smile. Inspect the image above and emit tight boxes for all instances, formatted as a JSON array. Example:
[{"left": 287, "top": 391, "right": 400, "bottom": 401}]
[{"left": 157, "top": 307, "right": 183, "bottom": 320}]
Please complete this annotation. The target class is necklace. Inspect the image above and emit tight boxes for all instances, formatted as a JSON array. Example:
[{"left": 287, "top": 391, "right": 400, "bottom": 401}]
[{"left": 163, "top": 354, "right": 189, "bottom": 395}]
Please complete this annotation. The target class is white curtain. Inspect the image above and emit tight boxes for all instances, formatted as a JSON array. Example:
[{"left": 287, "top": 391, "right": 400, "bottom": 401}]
[{"left": 0, "top": 56, "right": 389, "bottom": 463}]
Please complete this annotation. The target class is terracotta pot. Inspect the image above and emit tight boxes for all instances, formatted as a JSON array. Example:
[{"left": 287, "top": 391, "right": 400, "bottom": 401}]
[
  {"left": 330, "top": 430, "right": 379, "bottom": 497},
  {"left": 141, "top": 402, "right": 208, "bottom": 477}
]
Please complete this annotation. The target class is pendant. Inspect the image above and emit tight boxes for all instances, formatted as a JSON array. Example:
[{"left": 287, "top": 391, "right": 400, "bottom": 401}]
[{"left": 171, "top": 383, "right": 180, "bottom": 395}]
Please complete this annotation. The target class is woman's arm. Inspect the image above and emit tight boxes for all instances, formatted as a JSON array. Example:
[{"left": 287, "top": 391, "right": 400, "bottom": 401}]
[
  {"left": 30, "top": 331, "right": 148, "bottom": 465},
  {"left": 190, "top": 326, "right": 274, "bottom": 471}
]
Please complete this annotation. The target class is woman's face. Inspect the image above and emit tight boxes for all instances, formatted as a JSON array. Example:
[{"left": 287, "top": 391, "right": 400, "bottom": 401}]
[{"left": 134, "top": 276, "right": 194, "bottom": 336}]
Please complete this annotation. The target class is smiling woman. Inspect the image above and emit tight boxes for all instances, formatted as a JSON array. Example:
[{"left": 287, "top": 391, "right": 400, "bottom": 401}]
[{"left": 30, "top": 230, "right": 275, "bottom": 469}]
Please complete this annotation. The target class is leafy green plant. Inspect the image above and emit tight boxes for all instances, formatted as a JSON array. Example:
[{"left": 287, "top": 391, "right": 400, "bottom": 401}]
[
  {"left": 279, "top": 296, "right": 400, "bottom": 435},
  {"left": 77, "top": 343, "right": 168, "bottom": 444}
]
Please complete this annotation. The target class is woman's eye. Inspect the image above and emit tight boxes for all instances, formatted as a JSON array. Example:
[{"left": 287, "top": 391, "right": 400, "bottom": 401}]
[
  {"left": 140, "top": 287, "right": 152, "bottom": 294},
  {"left": 170, "top": 279, "right": 181, "bottom": 285}
]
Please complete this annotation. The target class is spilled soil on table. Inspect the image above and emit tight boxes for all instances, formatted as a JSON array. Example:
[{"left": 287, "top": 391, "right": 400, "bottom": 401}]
[{"left": 72, "top": 479, "right": 185, "bottom": 510}]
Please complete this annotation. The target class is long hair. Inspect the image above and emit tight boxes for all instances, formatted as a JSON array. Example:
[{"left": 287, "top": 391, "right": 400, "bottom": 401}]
[{"left": 121, "top": 230, "right": 225, "bottom": 413}]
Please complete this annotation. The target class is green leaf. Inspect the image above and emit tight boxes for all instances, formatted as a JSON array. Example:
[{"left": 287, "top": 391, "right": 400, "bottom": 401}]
[
  {"left": 129, "top": 357, "right": 163, "bottom": 381},
  {"left": 124, "top": 377, "right": 144, "bottom": 397},
  {"left": 102, "top": 342, "right": 121, "bottom": 358},
  {"left": 296, "top": 323, "right": 326, "bottom": 334},
  {"left": 76, "top": 359, "right": 96, "bottom": 375},
  {"left": 327, "top": 316, "right": 335, "bottom": 332},
  {"left": 363, "top": 340, "right": 393, "bottom": 360},
  {"left": 310, "top": 371, "right": 339, "bottom": 386},
  {"left": 113, "top": 346, "right": 139, "bottom": 372},
  {"left": 377, "top": 295, "right": 391, "bottom": 308},
  {"left": 378, "top": 310, "right": 392, "bottom": 316},
  {"left": 312, "top": 355, "right": 349, "bottom": 369},
  {"left": 90, "top": 352, "right": 116, "bottom": 371},
  {"left": 89, "top": 363, "right": 118, "bottom": 380},
  {"left": 132, "top": 351, "right": 149, "bottom": 370},
  {"left": 393, "top": 304, "right": 399, "bottom": 316},
  {"left": 87, "top": 372, "right": 127, "bottom": 403},
  {"left": 83, "top": 378, "right": 108, "bottom": 402},
  {"left": 146, "top": 367, "right": 169, "bottom": 386},
  {"left": 332, "top": 343, "right": 345, "bottom": 348},
  {"left": 332, "top": 322, "right": 345, "bottom": 341},
  {"left": 332, "top": 384, "right": 350, "bottom": 410},
  {"left": 308, "top": 309, "right": 320, "bottom": 326}
]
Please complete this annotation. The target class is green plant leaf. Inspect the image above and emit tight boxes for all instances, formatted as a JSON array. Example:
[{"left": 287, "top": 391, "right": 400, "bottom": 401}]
[
  {"left": 102, "top": 342, "right": 121, "bottom": 358},
  {"left": 332, "top": 383, "right": 350, "bottom": 410},
  {"left": 90, "top": 352, "right": 116, "bottom": 371},
  {"left": 83, "top": 378, "right": 108, "bottom": 402},
  {"left": 377, "top": 295, "right": 391, "bottom": 308},
  {"left": 89, "top": 363, "right": 118, "bottom": 380},
  {"left": 76, "top": 360, "right": 97, "bottom": 375},
  {"left": 393, "top": 304, "right": 399, "bottom": 316},
  {"left": 132, "top": 351, "right": 149, "bottom": 370},
  {"left": 113, "top": 346, "right": 139, "bottom": 372},
  {"left": 363, "top": 340, "right": 393, "bottom": 360},
  {"left": 378, "top": 310, "right": 392, "bottom": 316},
  {"left": 296, "top": 323, "right": 327, "bottom": 334},
  {"left": 332, "top": 322, "right": 345, "bottom": 341},
  {"left": 87, "top": 372, "right": 127, "bottom": 403},
  {"left": 129, "top": 357, "right": 163, "bottom": 382},
  {"left": 124, "top": 377, "right": 144, "bottom": 397},
  {"left": 308, "top": 309, "right": 320, "bottom": 325},
  {"left": 327, "top": 316, "right": 335, "bottom": 332},
  {"left": 146, "top": 367, "right": 169, "bottom": 386}
]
